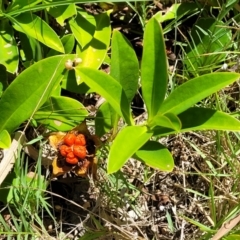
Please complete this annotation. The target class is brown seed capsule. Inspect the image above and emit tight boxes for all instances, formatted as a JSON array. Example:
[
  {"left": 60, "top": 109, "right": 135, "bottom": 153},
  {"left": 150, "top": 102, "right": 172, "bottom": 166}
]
[{"left": 65, "top": 59, "right": 73, "bottom": 70}]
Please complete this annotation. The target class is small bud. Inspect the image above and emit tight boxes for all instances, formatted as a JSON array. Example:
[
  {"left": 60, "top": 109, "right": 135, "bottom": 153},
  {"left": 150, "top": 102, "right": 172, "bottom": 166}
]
[
  {"left": 74, "top": 57, "right": 82, "bottom": 66},
  {"left": 65, "top": 59, "right": 73, "bottom": 70}
]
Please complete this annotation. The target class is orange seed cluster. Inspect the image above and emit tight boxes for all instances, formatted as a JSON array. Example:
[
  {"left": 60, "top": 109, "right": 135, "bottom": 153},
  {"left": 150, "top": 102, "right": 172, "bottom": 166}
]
[{"left": 59, "top": 133, "right": 87, "bottom": 165}]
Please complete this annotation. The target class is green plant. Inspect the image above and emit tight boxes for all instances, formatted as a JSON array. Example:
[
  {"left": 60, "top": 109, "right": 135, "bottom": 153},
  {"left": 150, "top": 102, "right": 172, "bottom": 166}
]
[
  {"left": 0, "top": 146, "right": 52, "bottom": 238},
  {"left": 0, "top": 0, "right": 113, "bottom": 150},
  {"left": 73, "top": 17, "right": 240, "bottom": 173}
]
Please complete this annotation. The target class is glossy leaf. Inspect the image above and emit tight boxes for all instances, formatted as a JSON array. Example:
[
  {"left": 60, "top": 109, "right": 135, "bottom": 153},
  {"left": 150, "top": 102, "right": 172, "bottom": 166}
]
[
  {"left": 158, "top": 72, "right": 240, "bottom": 115},
  {"left": 0, "top": 19, "right": 18, "bottom": 73},
  {"left": 34, "top": 96, "right": 88, "bottom": 131},
  {"left": 47, "top": 34, "right": 75, "bottom": 56},
  {"left": 0, "top": 130, "right": 11, "bottom": 149},
  {"left": 76, "top": 67, "right": 133, "bottom": 125},
  {"left": 11, "top": 12, "right": 64, "bottom": 52},
  {"left": 149, "top": 112, "right": 181, "bottom": 131},
  {"left": 111, "top": 30, "right": 139, "bottom": 103},
  {"left": 179, "top": 108, "right": 240, "bottom": 131},
  {"left": 95, "top": 102, "right": 113, "bottom": 137},
  {"left": 153, "top": 108, "right": 240, "bottom": 136},
  {"left": 0, "top": 55, "right": 73, "bottom": 134},
  {"left": 63, "top": 12, "right": 110, "bottom": 92},
  {"left": 107, "top": 126, "right": 153, "bottom": 174},
  {"left": 48, "top": 4, "right": 76, "bottom": 26},
  {"left": 19, "top": 32, "right": 43, "bottom": 65},
  {"left": 185, "top": 18, "right": 232, "bottom": 75},
  {"left": 61, "top": 70, "right": 90, "bottom": 94},
  {"left": 76, "top": 12, "right": 111, "bottom": 69},
  {"left": 69, "top": 8, "right": 96, "bottom": 48},
  {"left": 134, "top": 141, "right": 174, "bottom": 171},
  {"left": 141, "top": 17, "right": 168, "bottom": 121}
]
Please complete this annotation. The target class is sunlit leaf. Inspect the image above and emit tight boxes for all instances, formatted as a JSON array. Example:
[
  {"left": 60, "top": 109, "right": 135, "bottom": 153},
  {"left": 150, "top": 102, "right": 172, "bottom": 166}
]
[
  {"left": 111, "top": 30, "right": 139, "bottom": 103},
  {"left": 10, "top": 12, "right": 64, "bottom": 52},
  {"left": 76, "top": 12, "right": 111, "bottom": 69},
  {"left": 69, "top": 8, "right": 96, "bottom": 48},
  {"left": 0, "top": 55, "right": 74, "bottom": 134},
  {"left": 153, "top": 108, "right": 240, "bottom": 136},
  {"left": 0, "top": 130, "right": 11, "bottom": 149},
  {"left": 47, "top": 34, "right": 75, "bottom": 57},
  {"left": 0, "top": 19, "right": 18, "bottom": 73},
  {"left": 48, "top": 3, "right": 76, "bottom": 26},
  {"left": 134, "top": 141, "right": 174, "bottom": 171},
  {"left": 34, "top": 96, "right": 88, "bottom": 131},
  {"left": 149, "top": 112, "right": 182, "bottom": 131},
  {"left": 76, "top": 67, "right": 133, "bottom": 125},
  {"left": 158, "top": 72, "right": 240, "bottom": 115},
  {"left": 141, "top": 17, "right": 168, "bottom": 121},
  {"left": 108, "top": 126, "right": 153, "bottom": 174}
]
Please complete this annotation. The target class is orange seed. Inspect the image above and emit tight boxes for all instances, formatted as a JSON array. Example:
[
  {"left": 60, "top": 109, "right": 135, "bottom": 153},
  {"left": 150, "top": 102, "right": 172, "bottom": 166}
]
[
  {"left": 75, "top": 134, "right": 86, "bottom": 146},
  {"left": 73, "top": 145, "right": 86, "bottom": 159},
  {"left": 64, "top": 133, "right": 76, "bottom": 146}
]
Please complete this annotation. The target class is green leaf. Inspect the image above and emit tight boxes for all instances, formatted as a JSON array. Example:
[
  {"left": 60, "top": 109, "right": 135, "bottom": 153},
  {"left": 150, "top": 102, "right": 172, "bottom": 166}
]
[
  {"left": 0, "top": 19, "right": 18, "bottom": 73},
  {"left": 61, "top": 70, "right": 90, "bottom": 94},
  {"left": 11, "top": 12, "right": 64, "bottom": 53},
  {"left": 47, "top": 34, "right": 75, "bottom": 56},
  {"left": 69, "top": 8, "right": 96, "bottom": 48},
  {"left": 6, "top": 0, "right": 42, "bottom": 12},
  {"left": 76, "top": 67, "right": 133, "bottom": 125},
  {"left": 158, "top": 72, "right": 240, "bottom": 115},
  {"left": 19, "top": 32, "right": 43, "bottom": 64},
  {"left": 178, "top": 108, "right": 240, "bottom": 131},
  {"left": 153, "top": 108, "right": 240, "bottom": 136},
  {"left": 225, "top": 234, "right": 240, "bottom": 240},
  {"left": 185, "top": 18, "right": 232, "bottom": 75},
  {"left": 111, "top": 30, "right": 139, "bottom": 103},
  {"left": 149, "top": 112, "right": 182, "bottom": 131},
  {"left": 0, "top": 64, "right": 8, "bottom": 97},
  {"left": 0, "top": 55, "right": 73, "bottom": 134},
  {"left": 48, "top": 3, "right": 76, "bottom": 26},
  {"left": 107, "top": 126, "right": 153, "bottom": 174},
  {"left": 76, "top": 12, "right": 111, "bottom": 69},
  {"left": 34, "top": 96, "right": 88, "bottom": 131},
  {"left": 95, "top": 102, "right": 113, "bottom": 137},
  {"left": 6, "top": 0, "right": 156, "bottom": 16},
  {"left": 141, "top": 17, "right": 168, "bottom": 121},
  {"left": 134, "top": 141, "right": 174, "bottom": 171},
  {"left": 155, "top": 4, "right": 180, "bottom": 22},
  {"left": 0, "top": 130, "right": 11, "bottom": 149}
]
